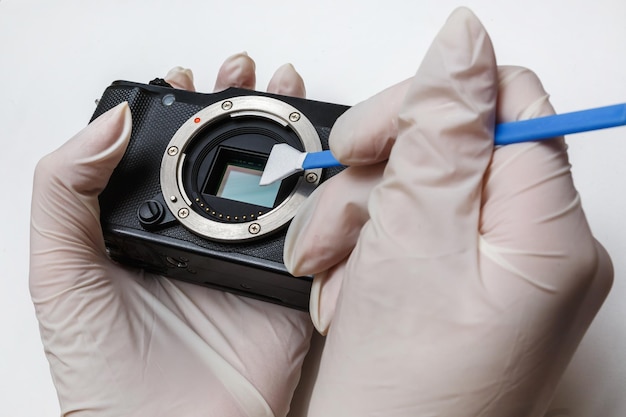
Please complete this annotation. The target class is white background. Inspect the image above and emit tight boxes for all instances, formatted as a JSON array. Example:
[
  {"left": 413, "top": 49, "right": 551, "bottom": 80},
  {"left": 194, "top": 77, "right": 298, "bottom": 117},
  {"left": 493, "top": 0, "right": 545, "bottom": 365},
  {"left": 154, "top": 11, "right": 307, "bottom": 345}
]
[{"left": 1, "top": 1, "right": 626, "bottom": 416}]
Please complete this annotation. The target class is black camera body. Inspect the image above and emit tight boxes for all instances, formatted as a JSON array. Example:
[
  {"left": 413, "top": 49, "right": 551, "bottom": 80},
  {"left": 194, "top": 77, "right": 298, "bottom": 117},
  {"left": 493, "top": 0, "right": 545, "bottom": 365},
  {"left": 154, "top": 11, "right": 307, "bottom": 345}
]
[{"left": 95, "top": 80, "right": 348, "bottom": 310}]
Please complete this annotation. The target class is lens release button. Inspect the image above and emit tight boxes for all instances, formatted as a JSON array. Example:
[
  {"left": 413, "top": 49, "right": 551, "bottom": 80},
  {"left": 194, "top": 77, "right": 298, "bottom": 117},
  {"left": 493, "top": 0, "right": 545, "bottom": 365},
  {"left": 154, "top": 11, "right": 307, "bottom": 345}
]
[{"left": 137, "top": 200, "right": 165, "bottom": 227}]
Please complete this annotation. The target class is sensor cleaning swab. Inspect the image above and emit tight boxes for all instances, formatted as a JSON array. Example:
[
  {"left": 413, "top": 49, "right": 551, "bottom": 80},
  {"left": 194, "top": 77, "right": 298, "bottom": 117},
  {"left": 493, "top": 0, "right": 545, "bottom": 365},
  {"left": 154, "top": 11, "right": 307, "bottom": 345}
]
[{"left": 259, "top": 102, "right": 626, "bottom": 186}]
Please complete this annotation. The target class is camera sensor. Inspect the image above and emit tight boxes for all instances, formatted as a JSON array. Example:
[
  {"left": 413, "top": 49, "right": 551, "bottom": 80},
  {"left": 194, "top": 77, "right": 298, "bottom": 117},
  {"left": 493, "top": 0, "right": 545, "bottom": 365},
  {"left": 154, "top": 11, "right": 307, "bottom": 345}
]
[{"left": 205, "top": 147, "right": 281, "bottom": 208}]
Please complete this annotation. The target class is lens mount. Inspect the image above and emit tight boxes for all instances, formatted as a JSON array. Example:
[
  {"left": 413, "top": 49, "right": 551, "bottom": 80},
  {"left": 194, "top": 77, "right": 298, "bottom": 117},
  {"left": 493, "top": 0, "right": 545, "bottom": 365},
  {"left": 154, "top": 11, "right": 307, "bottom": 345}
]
[{"left": 160, "top": 95, "right": 322, "bottom": 242}]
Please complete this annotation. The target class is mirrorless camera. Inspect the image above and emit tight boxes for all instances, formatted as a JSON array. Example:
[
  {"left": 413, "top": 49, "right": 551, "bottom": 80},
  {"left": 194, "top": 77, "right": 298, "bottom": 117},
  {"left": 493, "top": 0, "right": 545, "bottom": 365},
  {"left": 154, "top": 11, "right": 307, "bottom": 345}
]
[{"left": 95, "top": 79, "right": 348, "bottom": 311}]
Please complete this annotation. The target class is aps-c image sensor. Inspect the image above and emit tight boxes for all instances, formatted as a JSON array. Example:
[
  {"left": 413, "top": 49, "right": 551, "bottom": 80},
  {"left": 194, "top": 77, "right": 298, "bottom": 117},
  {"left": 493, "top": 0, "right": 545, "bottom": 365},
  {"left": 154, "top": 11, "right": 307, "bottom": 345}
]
[{"left": 204, "top": 147, "right": 281, "bottom": 209}]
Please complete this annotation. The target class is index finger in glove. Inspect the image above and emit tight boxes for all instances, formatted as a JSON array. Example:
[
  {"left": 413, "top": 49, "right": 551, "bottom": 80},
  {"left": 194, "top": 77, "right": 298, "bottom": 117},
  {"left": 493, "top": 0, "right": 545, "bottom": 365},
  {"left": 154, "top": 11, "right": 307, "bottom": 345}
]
[{"left": 356, "top": 10, "right": 497, "bottom": 259}]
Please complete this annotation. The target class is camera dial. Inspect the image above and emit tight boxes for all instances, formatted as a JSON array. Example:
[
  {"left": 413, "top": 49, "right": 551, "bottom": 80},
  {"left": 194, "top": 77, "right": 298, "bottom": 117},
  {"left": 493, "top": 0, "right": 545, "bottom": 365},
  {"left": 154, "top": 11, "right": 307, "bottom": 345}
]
[{"left": 160, "top": 96, "right": 322, "bottom": 242}]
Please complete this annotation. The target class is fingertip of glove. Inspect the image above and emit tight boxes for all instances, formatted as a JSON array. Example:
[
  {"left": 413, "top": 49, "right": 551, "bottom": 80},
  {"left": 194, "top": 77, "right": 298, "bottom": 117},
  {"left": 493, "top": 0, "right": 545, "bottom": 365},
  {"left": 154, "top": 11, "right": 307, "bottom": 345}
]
[
  {"left": 400, "top": 6, "right": 497, "bottom": 137},
  {"left": 284, "top": 190, "right": 320, "bottom": 275},
  {"left": 78, "top": 102, "right": 132, "bottom": 166},
  {"left": 214, "top": 52, "right": 256, "bottom": 91},
  {"left": 328, "top": 112, "right": 357, "bottom": 163},
  {"left": 267, "top": 63, "right": 306, "bottom": 97},
  {"left": 328, "top": 95, "right": 393, "bottom": 166},
  {"left": 283, "top": 232, "right": 313, "bottom": 278},
  {"left": 310, "top": 272, "right": 330, "bottom": 335},
  {"left": 329, "top": 79, "right": 411, "bottom": 166},
  {"left": 443, "top": 7, "right": 488, "bottom": 42},
  {"left": 283, "top": 223, "right": 298, "bottom": 274},
  {"left": 165, "top": 66, "right": 195, "bottom": 90},
  {"left": 439, "top": 7, "right": 495, "bottom": 71},
  {"left": 446, "top": 6, "right": 480, "bottom": 25}
]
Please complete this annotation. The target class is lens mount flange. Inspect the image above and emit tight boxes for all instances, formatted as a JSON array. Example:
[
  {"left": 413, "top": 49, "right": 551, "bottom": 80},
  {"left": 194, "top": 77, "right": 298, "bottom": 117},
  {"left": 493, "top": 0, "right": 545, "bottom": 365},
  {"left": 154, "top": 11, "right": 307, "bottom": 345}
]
[{"left": 160, "top": 95, "right": 322, "bottom": 242}]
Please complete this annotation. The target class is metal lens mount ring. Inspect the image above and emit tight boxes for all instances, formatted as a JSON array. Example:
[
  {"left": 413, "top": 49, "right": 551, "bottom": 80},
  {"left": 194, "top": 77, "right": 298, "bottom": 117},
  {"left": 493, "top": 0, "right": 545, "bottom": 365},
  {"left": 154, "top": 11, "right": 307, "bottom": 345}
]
[{"left": 160, "top": 95, "right": 322, "bottom": 242}]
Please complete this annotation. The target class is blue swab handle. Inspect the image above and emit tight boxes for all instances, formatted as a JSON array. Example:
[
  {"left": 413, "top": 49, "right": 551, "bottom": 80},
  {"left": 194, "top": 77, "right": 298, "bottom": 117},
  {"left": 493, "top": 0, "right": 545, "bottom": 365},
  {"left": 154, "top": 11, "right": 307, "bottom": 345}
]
[
  {"left": 495, "top": 103, "right": 626, "bottom": 145},
  {"left": 302, "top": 103, "right": 626, "bottom": 168},
  {"left": 303, "top": 149, "right": 341, "bottom": 169}
]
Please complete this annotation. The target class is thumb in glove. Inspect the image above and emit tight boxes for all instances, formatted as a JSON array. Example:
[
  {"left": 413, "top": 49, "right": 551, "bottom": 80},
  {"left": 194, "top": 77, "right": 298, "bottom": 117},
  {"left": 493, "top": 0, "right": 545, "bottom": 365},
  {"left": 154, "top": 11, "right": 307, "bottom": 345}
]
[{"left": 30, "top": 102, "right": 131, "bottom": 302}]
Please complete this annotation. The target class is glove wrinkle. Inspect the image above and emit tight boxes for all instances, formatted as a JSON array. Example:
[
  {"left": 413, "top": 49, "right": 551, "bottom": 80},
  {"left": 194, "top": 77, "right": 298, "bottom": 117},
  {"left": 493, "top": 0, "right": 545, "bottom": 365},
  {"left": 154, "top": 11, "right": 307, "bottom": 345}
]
[
  {"left": 479, "top": 235, "right": 559, "bottom": 293},
  {"left": 122, "top": 275, "right": 279, "bottom": 416},
  {"left": 535, "top": 192, "right": 581, "bottom": 224}
]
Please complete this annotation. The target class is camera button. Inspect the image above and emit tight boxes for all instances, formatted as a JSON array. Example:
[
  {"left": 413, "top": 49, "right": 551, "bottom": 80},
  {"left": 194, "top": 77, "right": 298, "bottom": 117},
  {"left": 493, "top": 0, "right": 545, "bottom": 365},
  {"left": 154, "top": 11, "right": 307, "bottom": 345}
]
[{"left": 137, "top": 200, "right": 165, "bottom": 227}]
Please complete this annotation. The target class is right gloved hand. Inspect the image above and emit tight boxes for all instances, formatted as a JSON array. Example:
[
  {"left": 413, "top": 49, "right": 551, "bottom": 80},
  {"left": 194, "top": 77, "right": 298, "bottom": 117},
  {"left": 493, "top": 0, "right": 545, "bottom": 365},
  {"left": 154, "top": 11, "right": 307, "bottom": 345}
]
[
  {"left": 30, "top": 54, "right": 313, "bottom": 417},
  {"left": 285, "top": 8, "right": 613, "bottom": 416}
]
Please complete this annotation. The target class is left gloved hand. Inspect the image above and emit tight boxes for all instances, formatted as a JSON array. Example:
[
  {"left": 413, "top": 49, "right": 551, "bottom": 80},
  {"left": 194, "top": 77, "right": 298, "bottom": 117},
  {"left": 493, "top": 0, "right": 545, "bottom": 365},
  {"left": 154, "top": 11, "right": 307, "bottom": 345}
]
[
  {"left": 30, "top": 55, "right": 312, "bottom": 417},
  {"left": 285, "top": 8, "right": 613, "bottom": 416}
]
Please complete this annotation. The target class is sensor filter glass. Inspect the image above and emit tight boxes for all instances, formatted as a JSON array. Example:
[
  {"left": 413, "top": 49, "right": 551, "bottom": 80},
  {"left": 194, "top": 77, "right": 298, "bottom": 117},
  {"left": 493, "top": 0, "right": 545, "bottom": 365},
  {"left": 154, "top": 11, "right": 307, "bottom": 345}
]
[{"left": 216, "top": 164, "right": 280, "bottom": 208}]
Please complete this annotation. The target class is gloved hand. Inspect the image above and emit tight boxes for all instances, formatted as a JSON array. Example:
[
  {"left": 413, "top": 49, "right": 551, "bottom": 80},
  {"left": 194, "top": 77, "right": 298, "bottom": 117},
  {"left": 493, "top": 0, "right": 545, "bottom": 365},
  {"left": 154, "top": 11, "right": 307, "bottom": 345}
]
[
  {"left": 285, "top": 8, "right": 613, "bottom": 416},
  {"left": 30, "top": 54, "right": 312, "bottom": 417}
]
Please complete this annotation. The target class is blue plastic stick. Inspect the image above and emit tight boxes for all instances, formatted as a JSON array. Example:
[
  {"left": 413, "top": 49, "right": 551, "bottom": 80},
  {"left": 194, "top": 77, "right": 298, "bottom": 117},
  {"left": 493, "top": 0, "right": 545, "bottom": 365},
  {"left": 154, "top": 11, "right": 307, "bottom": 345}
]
[
  {"left": 494, "top": 102, "right": 626, "bottom": 145},
  {"left": 302, "top": 103, "right": 626, "bottom": 169},
  {"left": 302, "top": 149, "right": 341, "bottom": 169}
]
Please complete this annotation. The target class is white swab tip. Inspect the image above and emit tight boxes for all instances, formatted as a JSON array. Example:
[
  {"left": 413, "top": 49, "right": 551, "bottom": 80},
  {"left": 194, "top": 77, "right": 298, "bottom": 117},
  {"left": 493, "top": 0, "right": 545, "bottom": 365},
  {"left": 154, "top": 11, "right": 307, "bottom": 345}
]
[{"left": 259, "top": 144, "right": 306, "bottom": 186}]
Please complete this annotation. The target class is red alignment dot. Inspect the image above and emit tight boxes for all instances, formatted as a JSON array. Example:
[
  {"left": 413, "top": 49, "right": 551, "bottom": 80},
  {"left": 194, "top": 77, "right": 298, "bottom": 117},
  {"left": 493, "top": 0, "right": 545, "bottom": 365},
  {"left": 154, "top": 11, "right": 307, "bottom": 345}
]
[{"left": 194, "top": 117, "right": 201, "bottom": 123}]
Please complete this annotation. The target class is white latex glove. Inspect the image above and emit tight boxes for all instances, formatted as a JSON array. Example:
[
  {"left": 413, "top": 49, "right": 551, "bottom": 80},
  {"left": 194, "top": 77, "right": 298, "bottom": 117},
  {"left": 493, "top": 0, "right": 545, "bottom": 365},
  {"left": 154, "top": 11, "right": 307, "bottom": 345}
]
[
  {"left": 30, "top": 54, "right": 312, "bottom": 417},
  {"left": 285, "top": 8, "right": 613, "bottom": 416}
]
